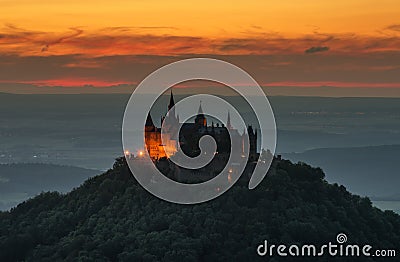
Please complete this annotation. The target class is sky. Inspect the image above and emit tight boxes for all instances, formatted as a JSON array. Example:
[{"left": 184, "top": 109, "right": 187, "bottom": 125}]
[{"left": 0, "top": 0, "right": 399, "bottom": 96}]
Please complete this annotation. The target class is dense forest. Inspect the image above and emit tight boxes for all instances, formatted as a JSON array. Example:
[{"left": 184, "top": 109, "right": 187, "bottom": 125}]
[{"left": 0, "top": 157, "right": 399, "bottom": 261}]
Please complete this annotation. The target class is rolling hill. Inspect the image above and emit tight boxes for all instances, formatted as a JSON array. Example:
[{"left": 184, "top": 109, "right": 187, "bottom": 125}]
[{"left": 0, "top": 157, "right": 398, "bottom": 261}]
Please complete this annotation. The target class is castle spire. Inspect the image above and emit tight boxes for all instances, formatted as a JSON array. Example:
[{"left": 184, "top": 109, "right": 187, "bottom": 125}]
[
  {"left": 145, "top": 113, "right": 156, "bottom": 132},
  {"left": 195, "top": 101, "right": 207, "bottom": 126},
  {"left": 168, "top": 89, "right": 175, "bottom": 111},
  {"left": 167, "top": 89, "right": 176, "bottom": 118},
  {"left": 198, "top": 101, "right": 204, "bottom": 115},
  {"left": 145, "top": 113, "right": 154, "bottom": 127}
]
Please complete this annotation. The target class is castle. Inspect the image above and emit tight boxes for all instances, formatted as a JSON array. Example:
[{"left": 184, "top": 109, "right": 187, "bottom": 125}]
[{"left": 144, "top": 91, "right": 258, "bottom": 161}]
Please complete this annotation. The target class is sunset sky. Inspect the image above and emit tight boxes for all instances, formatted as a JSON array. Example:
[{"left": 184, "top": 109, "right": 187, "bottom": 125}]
[{"left": 0, "top": 0, "right": 399, "bottom": 95}]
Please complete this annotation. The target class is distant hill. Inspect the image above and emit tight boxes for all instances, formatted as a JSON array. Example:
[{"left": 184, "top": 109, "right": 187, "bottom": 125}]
[
  {"left": 283, "top": 145, "right": 400, "bottom": 199},
  {"left": 0, "top": 163, "right": 100, "bottom": 210},
  {"left": 0, "top": 158, "right": 399, "bottom": 261}
]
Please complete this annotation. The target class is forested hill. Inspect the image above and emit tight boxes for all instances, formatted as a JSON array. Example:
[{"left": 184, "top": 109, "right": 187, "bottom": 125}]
[{"left": 0, "top": 158, "right": 399, "bottom": 261}]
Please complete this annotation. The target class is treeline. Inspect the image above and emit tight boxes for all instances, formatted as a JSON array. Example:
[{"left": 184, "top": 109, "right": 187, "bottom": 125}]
[{"left": 0, "top": 157, "right": 399, "bottom": 261}]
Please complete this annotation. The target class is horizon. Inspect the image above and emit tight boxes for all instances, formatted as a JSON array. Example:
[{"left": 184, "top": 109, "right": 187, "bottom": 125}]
[{"left": 2, "top": 86, "right": 400, "bottom": 98}]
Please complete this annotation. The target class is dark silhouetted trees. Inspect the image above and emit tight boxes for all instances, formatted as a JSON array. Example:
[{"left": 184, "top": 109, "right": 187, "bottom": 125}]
[{"left": 0, "top": 157, "right": 399, "bottom": 261}]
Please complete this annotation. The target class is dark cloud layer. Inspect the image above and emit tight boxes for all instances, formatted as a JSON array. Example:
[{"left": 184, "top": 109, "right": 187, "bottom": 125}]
[
  {"left": 0, "top": 25, "right": 400, "bottom": 56},
  {"left": 305, "top": 46, "right": 330, "bottom": 54},
  {"left": 0, "top": 52, "right": 399, "bottom": 89},
  {"left": 0, "top": 24, "right": 399, "bottom": 96}
]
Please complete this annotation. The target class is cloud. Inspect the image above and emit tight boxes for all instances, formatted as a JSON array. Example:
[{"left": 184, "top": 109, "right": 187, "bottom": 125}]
[
  {"left": 18, "top": 78, "right": 134, "bottom": 87},
  {"left": 0, "top": 25, "right": 84, "bottom": 54},
  {"left": 0, "top": 22, "right": 400, "bottom": 96},
  {"left": 262, "top": 81, "right": 400, "bottom": 88},
  {"left": 385, "top": 24, "right": 400, "bottom": 32},
  {"left": 41, "top": 27, "right": 83, "bottom": 52},
  {"left": 1, "top": 52, "right": 400, "bottom": 84},
  {"left": 305, "top": 46, "right": 329, "bottom": 54},
  {"left": 1, "top": 24, "right": 400, "bottom": 57},
  {"left": 102, "top": 26, "right": 177, "bottom": 32}
]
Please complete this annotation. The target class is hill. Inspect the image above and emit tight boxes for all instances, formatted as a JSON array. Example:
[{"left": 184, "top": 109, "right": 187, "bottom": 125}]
[
  {"left": 283, "top": 145, "right": 400, "bottom": 199},
  {"left": 0, "top": 163, "right": 100, "bottom": 211},
  {"left": 0, "top": 158, "right": 399, "bottom": 261}
]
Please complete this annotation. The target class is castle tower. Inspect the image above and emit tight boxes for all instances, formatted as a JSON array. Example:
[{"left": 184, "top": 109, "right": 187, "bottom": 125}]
[
  {"left": 164, "top": 90, "right": 179, "bottom": 130},
  {"left": 247, "top": 125, "right": 257, "bottom": 157},
  {"left": 145, "top": 113, "right": 156, "bottom": 132},
  {"left": 195, "top": 102, "right": 207, "bottom": 127},
  {"left": 145, "top": 113, "right": 162, "bottom": 159},
  {"left": 168, "top": 89, "right": 176, "bottom": 116}
]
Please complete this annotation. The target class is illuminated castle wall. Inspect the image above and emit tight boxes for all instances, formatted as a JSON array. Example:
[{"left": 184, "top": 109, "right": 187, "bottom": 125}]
[{"left": 145, "top": 91, "right": 258, "bottom": 160}]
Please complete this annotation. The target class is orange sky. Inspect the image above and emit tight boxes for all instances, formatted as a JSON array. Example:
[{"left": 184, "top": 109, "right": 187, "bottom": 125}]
[
  {"left": 0, "top": 0, "right": 399, "bottom": 95},
  {"left": 2, "top": 0, "right": 400, "bottom": 37}
]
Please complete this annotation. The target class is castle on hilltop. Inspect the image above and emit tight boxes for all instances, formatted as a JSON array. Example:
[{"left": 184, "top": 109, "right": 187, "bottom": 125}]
[{"left": 144, "top": 91, "right": 258, "bottom": 161}]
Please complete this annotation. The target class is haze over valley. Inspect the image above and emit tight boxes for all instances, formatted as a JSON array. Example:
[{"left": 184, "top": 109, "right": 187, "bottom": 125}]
[{"left": 1, "top": 93, "right": 399, "bottom": 211}]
